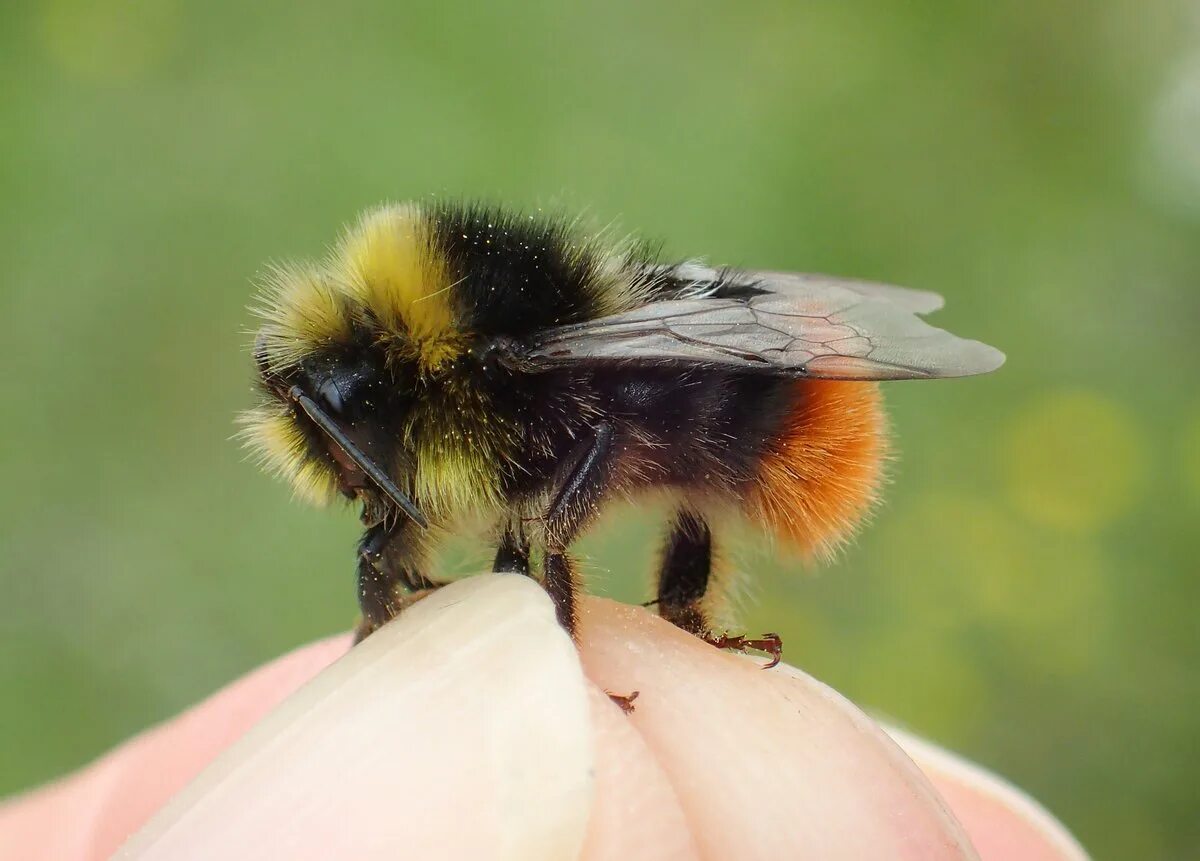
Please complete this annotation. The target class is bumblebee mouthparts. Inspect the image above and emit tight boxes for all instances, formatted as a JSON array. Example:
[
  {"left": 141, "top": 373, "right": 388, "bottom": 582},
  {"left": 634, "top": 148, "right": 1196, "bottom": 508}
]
[{"left": 287, "top": 385, "right": 429, "bottom": 529}]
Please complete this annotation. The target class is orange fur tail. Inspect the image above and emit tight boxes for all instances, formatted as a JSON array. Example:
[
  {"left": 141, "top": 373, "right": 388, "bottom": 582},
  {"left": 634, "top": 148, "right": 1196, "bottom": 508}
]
[{"left": 751, "top": 380, "right": 888, "bottom": 559}]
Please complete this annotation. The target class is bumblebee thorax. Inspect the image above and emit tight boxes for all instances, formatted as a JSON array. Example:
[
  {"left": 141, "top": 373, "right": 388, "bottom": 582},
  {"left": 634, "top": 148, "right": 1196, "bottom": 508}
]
[{"left": 408, "top": 372, "right": 515, "bottom": 520}]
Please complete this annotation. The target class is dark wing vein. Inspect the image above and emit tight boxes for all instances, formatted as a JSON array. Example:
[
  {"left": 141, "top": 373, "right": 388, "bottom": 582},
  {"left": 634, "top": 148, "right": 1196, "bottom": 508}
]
[{"left": 530, "top": 268, "right": 1004, "bottom": 381}]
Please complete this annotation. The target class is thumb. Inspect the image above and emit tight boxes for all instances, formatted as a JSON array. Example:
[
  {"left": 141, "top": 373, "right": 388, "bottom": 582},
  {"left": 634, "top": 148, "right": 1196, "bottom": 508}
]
[{"left": 118, "top": 576, "right": 595, "bottom": 860}]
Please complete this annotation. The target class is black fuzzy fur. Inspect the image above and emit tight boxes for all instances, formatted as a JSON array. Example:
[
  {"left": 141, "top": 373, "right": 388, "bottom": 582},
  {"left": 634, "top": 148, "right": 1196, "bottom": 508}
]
[{"left": 260, "top": 201, "right": 804, "bottom": 638}]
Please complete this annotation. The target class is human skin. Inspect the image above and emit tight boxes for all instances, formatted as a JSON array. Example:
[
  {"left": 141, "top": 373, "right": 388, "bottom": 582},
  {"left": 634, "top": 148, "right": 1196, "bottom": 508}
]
[{"left": 0, "top": 575, "right": 1089, "bottom": 860}]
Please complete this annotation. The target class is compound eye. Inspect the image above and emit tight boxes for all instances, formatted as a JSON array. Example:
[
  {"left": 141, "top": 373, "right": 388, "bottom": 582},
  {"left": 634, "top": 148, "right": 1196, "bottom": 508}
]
[{"left": 316, "top": 378, "right": 345, "bottom": 414}]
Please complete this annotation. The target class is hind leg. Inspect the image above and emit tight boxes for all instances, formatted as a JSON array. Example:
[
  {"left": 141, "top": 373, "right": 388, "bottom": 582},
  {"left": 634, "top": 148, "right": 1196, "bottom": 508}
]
[
  {"left": 656, "top": 509, "right": 714, "bottom": 635},
  {"left": 656, "top": 508, "right": 783, "bottom": 668}
]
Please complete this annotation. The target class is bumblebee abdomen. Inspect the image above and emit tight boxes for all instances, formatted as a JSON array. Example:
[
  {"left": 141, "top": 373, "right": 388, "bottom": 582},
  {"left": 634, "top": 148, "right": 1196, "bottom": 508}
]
[
  {"left": 750, "top": 380, "right": 887, "bottom": 558},
  {"left": 600, "top": 368, "right": 795, "bottom": 486},
  {"left": 586, "top": 369, "right": 884, "bottom": 556}
]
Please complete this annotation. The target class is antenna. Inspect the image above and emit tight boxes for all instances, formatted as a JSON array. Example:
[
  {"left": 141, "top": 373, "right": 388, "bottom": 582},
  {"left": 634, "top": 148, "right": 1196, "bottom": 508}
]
[{"left": 288, "top": 386, "right": 429, "bottom": 529}]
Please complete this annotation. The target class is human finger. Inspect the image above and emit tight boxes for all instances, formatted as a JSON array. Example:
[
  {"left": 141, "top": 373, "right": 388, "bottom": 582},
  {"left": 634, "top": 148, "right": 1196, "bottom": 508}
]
[
  {"left": 0, "top": 637, "right": 350, "bottom": 861},
  {"left": 577, "top": 597, "right": 977, "bottom": 860},
  {"left": 888, "top": 727, "right": 1089, "bottom": 861},
  {"left": 116, "top": 576, "right": 594, "bottom": 860}
]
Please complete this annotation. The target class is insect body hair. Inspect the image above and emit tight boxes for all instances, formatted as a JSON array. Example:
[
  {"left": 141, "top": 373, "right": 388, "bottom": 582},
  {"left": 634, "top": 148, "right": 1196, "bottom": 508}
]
[
  {"left": 241, "top": 201, "right": 663, "bottom": 516},
  {"left": 237, "top": 199, "right": 992, "bottom": 650}
]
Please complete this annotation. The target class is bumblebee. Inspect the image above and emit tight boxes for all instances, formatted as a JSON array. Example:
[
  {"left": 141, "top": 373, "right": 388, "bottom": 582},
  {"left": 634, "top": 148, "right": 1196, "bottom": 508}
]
[{"left": 242, "top": 202, "right": 1003, "bottom": 653}]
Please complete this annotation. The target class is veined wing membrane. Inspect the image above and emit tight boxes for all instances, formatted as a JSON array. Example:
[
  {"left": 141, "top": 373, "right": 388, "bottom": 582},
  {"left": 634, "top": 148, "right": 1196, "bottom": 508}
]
[{"left": 531, "top": 272, "right": 1004, "bottom": 381}]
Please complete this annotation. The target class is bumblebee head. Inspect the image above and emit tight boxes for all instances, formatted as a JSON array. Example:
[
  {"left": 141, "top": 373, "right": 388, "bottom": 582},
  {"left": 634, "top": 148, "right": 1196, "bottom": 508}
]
[
  {"left": 239, "top": 204, "right": 457, "bottom": 526},
  {"left": 246, "top": 333, "right": 425, "bottom": 526}
]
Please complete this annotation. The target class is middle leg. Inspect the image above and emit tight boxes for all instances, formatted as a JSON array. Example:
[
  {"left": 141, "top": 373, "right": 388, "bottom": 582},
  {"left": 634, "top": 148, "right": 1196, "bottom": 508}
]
[
  {"left": 542, "top": 423, "right": 640, "bottom": 708},
  {"left": 542, "top": 422, "right": 616, "bottom": 637}
]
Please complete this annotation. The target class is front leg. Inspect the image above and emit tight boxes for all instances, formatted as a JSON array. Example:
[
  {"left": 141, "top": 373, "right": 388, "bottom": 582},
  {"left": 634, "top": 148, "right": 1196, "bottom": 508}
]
[
  {"left": 492, "top": 522, "right": 531, "bottom": 575},
  {"left": 542, "top": 422, "right": 617, "bottom": 637},
  {"left": 354, "top": 517, "right": 438, "bottom": 643}
]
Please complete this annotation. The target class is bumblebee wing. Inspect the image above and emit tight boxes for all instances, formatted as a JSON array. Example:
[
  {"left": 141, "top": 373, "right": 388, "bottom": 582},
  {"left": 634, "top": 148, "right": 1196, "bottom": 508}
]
[
  {"left": 746, "top": 269, "right": 946, "bottom": 314},
  {"left": 530, "top": 268, "right": 1004, "bottom": 380},
  {"left": 662, "top": 263, "right": 948, "bottom": 314}
]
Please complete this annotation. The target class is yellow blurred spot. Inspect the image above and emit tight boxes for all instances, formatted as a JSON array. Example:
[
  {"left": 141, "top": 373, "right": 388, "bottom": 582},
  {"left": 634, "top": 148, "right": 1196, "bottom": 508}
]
[
  {"left": 41, "top": 0, "right": 179, "bottom": 83},
  {"left": 878, "top": 492, "right": 1111, "bottom": 679},
  {"left": 852, "top": 624, "right": 989, "bottom": 747},
  {"left": 1183, "top": 408, "right": 1200, "bottom": 504},
  {"left": 977, "top": 536, "right": 1110, "bottom": 678},
  {"left": 881, "top": 493, "right": 1024, "bottom": 597},
  {"left": 1005, "top": 390, "right": 1144, "bottom": 532}
]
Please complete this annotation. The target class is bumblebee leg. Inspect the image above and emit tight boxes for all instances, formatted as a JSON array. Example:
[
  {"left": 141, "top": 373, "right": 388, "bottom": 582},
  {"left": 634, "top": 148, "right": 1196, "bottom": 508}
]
[
  {"left": 607, "top": 690, "right": 639, "bottom": 714},
  {"left": 657, "top": 509, "right": 784, "bottom": 667},
  {"left": 354, "top": 519, "right": 437, "bottom": 643},
  {"left": 542, "top": 551, "right": 580, "bottom": 635},
  {"left": 543, "top": 422, "right": 617, "bottom": 636},
  {"left": 655, "top": 508, "right": 713, "bottom": 636},
  {"left": 492, "top": 524, "right": 531, "bottom": 575},
  {"left": 704, "top": 631, "right": 784, "bottom": 669}
]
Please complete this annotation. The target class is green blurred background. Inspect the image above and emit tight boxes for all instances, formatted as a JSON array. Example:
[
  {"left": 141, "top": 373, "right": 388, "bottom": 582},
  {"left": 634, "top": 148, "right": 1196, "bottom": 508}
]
[{"left": 2, "top": 1, "right": 1197, "bottom": 856}]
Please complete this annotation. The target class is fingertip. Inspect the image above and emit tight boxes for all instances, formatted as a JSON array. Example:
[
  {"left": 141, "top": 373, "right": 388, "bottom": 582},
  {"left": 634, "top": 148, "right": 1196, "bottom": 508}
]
[
  {"left": 0, "top": 635, "right": 352, "bottom": 860},
  {"left": 580, "top": 686, "right": 699, "bottom": 861},
  {"left": 577, "top": 597, "right": 976, "bottom": 859},
  {"left": 118, "top": 576, "right": 595, "bottom": 861},
  {"left": 6, "top": 579, "right": 1086, "bottom": 861},
  {"left": 887, "top": 728, "right": 1090, "bottom": 861}
]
